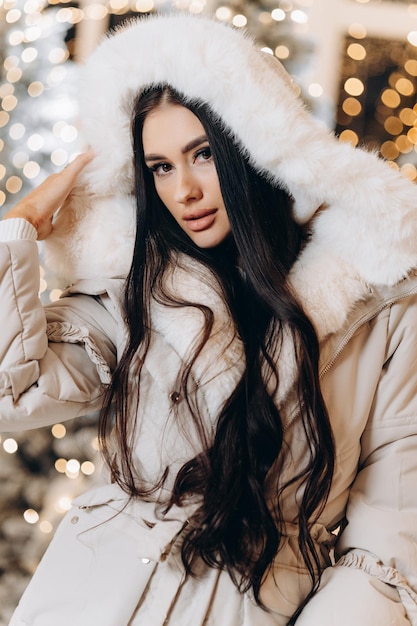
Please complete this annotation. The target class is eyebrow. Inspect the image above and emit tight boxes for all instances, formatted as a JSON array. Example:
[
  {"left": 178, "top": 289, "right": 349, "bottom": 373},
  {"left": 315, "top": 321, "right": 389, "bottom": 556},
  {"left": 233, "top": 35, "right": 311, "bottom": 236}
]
[{"left": 144, "top": 134, "right": 208, "bottom": 162}]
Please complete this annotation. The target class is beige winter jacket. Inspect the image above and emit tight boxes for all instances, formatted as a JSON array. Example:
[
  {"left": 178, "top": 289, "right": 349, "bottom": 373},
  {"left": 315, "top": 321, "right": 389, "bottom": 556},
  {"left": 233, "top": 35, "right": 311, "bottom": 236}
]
[{"left": 1, "top": 213, "right": 417, "bottom": 626}]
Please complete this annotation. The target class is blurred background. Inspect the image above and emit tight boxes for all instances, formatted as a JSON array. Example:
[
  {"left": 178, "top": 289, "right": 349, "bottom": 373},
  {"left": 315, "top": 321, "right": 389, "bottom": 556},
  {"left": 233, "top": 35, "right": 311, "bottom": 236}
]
[{"left": 0, "top": 0, "right": 416, "bottom": 622}]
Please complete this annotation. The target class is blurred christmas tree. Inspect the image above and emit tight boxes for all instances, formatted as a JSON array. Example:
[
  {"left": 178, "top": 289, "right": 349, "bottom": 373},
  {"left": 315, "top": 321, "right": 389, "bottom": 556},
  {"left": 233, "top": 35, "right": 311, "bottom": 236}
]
[
  {"left": 0, "top": 3, "right": 96, "bottom": 623},
  {"left": 0, "top": 1, "right": 84, "bottom": 214}
]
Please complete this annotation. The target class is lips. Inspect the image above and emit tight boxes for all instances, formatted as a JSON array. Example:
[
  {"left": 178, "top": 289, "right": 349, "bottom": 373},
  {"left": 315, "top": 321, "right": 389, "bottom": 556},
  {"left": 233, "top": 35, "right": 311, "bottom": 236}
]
[{"left": 183, "top": 208, "right": 217, "bottom": 232}]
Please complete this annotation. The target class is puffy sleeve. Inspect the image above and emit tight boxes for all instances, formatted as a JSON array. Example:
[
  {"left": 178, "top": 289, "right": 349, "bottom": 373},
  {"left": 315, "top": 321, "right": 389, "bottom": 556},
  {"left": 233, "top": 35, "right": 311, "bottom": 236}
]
[
  {"left": 0, "top": 219, "right": 118, "bottom": 432},
  {"left": 334, "top": 292, "right": 417, "bottom": 623}
]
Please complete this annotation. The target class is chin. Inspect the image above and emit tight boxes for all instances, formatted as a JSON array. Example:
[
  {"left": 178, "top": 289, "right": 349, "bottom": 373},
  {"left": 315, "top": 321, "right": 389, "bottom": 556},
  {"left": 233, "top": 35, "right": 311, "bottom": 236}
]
[{"left": 191, "top": 231, "right": 232, "bottom": 250}]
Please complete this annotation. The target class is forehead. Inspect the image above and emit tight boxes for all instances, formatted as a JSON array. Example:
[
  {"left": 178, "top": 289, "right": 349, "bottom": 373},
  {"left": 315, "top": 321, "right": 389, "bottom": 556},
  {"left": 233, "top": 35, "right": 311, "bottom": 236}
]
[{"left": 142, "top": 103, "right": 205, "bottom": 151}]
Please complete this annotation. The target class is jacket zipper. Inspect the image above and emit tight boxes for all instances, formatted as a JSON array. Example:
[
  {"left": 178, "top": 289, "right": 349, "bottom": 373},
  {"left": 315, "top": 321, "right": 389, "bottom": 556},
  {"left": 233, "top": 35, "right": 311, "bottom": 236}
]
[
  {"left": 320, "top": 283, "right": 417, "bottom": 379},
  {"left": 283, "top": 282, "right": 417, "bottom": 434}
]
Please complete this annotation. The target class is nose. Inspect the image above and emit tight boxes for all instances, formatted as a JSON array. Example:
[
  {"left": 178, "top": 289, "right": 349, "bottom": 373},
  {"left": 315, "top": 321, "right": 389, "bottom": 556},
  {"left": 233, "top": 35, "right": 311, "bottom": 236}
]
[{"left": 174, "top": 167, "right": 203, "bottom": 204}]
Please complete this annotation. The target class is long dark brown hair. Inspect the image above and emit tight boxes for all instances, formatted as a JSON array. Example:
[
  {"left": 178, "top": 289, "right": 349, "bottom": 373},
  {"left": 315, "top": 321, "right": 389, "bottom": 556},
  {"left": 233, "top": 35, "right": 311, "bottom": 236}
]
[{"left": 99, "top": 85, "right": 334, "bottom": 624}]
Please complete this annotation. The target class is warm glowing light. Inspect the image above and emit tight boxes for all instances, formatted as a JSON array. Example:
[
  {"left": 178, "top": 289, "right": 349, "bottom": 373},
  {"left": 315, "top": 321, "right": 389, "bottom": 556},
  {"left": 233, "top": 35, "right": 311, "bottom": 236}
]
[
  {"left": 21, "top": 47, "right": 38, "bottom": 63},
  {"left": 271, "top": 8, "right": 285, "bottom": 21},
  {"left": 23, "top": 160, "right": 40, "bottom": 179},
  {"left": 274, "top": 45, "right": 289, "bottom": 60},
  {"left": 308, "top": 83, "right": 323, "bottom": 98},
  {"left": 401, "top": 163, "right": 417, "bottom": 180},
  {"left": 25, "top": 26, "right": 42, "bottom": 42},
  {"left": 342, "top": 97, "right": 361, "bottom": 116},
  {"left": 189, "top": 0, "right": 206, "bottom": 14},
  {"left": 291, "top": 9, "right": 307, "bottom": 23},
  {"left": 344, "top": 77, "right": 364, "bottom": 97},
  {"left": 396, "top": 135, "right": 413, "bottom": 153},
  {"left": 81, "top": 461, "right": 95, "bottom": 475},
  {"left": 384, "top": 116, "right": 403, "bottom": 136},
  {"left": 380, "top": 140, "right": 399, "bottom": 160},
  {"left": 52, "top": 423, "right": 66, "bottom": 438},
  {"left": 407, "top": 127, "right": 417, "bottom": 144},
  {"left": 53, "top": 121, "right": 67, "bottom": 137},
  {"left": 49, "top": 288, "right": 63, "bottom": 302},
  {"left": 27, "top": 133, "right": 44, "bottom": 150},
  {"left": 66, "top": 459, "right": 80, "bottom": 478},
  {"left": 7, "top": 67, "right": 22, "bottom": 83},
  {"left": 347, "top": 43, "right": 366, "bottom": 61},
  {"left": 0, "top": 165, "right": 6, "bottom": 180},
  {"left": 9, "top": 31, "right": 25, "bottom": 46},
  {"left": 0, "top": 112, "right": 10, "bottom": 127},
  {"left": 49, "top": 47, "right": 68, "bottom": 64},
  {"left": 55, "top": 496, "right": 72, "bottom": 513},
  {"left": 6, "top": 9, "right": 22, "bottom": 22},
  {"left": 108, "top": 0, "right": 128, "bottom": 10},
  {"left": 12, "top": 151, "right": 29, "bottom": 168},
  {"left": 51, "top": 149, "right": 68, "bottom": 166},
  {"left": 396, "top": 78, "right": 414, "bottom": 97},
  {"left": 24, "top": 0, "right": 42, "bottom": 14},
  {"left": 215, "top": 6, "right": 232, "bottom": 21},
  {"left": 85, "top": 3, "right": 109, "bottom": 19},
  {"left": 55, "top": 458, "right": 67, "bottom": 473},
  {"left": 6, "top": 176, "right": 23, "bottom": 193},
  {"left": 39, "top": 520, "right": 53, "bottom": 533},
  {"left": 67, "top": 459, "right": 80, "bottom": 473},
  {"left": 400, "top": 108, "right": 417, "bottom": 126},
  {"left": 57, "top": 7, "right": 84, "bottom": 23},
  {"left": 23, "top": 509, "right": 39, "bottom": 524},
  {"left": 258, "top": 12, "right": 272, "bottom": 24},
  {"left": 381, "top": 89, "right": 401, "bottom": 109},
  {"left": 61, "top": 125, "right": 78, "bottom": 142},
  {"left": 232, "top": 14, "right": 247, "bottom": 27},
  {"left": 3, "top": 438, "right": 18, "bottom": 453},
  {"left": 4, "top": 55, "right": 19, "bottom": 70},
  {"left": 0, "top": 191, "right": 5, "bottom": 207},
  {"left": 0, "top": 83, "right": 14, "bottom": 98},
  {"left": 1, "top": 95, "right": 17, "bottom": 111},
  {"left": 405, "top": 59, "right": 417, "bottom": 77},
  {"left": 28, "top": 81, "right": 44, "bottom": 97},
  {"left": 407, "top": 31, "right": 417, "bottom": 47},
  {"left": 339, "top": 129, "right": 359, "bottom": 146},
  {"left": 348, "top": 23, "right": 367, "bottom": 39}
]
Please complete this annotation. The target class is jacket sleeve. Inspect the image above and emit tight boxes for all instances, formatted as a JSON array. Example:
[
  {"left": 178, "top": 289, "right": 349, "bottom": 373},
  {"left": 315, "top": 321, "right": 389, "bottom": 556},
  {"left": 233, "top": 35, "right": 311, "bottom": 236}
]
[
  {"left": 335, "top": 292, "right": 417, "bottom": 622},
  {"left": 0, "top": 219, "right": 117, "bottom": 432}
]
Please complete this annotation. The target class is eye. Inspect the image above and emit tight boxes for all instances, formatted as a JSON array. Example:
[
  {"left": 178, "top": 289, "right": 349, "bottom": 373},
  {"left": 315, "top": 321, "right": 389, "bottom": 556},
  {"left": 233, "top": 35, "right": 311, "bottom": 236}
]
[
  {"left": 148, "top": 162, "right": 172, "bottom": 177},
  {"left": 194, "top": 146, "right": 212, "bottom": 163}
]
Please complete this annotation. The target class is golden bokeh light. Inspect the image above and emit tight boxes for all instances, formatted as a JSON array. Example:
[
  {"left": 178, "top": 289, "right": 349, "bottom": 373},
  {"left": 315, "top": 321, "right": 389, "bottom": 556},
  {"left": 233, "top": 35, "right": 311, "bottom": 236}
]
[
  {"left": 339, "top": 129, "right": 359, "bottom": 146},
  {"left": 384, "top": 116, "right": 403, "bottom": 136},
  {"left": 342, "top": 97, "right": 362, "bottom": 116},
  {"left": 347, "top": 43, "right": 366, "bottom": 61},
  {"left": 395, "top": 134, "right": 413, "bottom": 153},
  {"left": 381, "top": 88, "right": 401, "bottom": 108},
  {"left": 399, "top": 108, "right": 417, "bottom": 126}
]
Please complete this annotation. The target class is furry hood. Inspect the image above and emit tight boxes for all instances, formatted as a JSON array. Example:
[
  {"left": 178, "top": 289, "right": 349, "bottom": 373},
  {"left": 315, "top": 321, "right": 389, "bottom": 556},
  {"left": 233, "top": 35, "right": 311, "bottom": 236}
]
[{"left": 44, "top": 12, "right": 417, "bottom": 339}]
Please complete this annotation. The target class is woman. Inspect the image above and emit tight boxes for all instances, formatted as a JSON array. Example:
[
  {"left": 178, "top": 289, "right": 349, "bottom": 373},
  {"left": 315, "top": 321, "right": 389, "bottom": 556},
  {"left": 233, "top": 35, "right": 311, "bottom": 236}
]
[{"left": 1, "top": 12, "right": 417, "bottom": 626}]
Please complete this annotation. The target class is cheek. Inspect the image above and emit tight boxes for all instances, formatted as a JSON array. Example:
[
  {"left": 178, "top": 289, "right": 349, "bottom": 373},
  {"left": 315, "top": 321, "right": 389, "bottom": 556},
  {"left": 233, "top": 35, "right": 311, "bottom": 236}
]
[{"left": 154, "top": 181, "right": 174, "bottom": 209}]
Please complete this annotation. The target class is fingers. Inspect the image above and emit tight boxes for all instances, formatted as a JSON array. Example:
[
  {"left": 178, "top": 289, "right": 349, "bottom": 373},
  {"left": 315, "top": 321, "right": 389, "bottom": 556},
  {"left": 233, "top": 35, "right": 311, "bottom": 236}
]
[
  {"left": 2, "top": 150, "right": 95, "bottom": 238},
  {"left": 62, "top": 150, "right": 95, "bottom": 184}
]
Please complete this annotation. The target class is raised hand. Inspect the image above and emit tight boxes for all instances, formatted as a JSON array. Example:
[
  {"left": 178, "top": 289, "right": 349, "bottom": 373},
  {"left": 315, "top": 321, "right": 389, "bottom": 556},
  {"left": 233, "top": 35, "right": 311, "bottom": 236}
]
[{"left": 3, "top": 151, "right": 94, "bottom": 240}]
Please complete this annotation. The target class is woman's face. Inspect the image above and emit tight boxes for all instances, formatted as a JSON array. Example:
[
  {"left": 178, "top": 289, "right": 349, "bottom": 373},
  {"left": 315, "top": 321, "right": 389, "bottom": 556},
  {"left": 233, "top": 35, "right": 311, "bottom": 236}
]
[{"left": 142, "top": 103, "right": 231, "bottom": 249}]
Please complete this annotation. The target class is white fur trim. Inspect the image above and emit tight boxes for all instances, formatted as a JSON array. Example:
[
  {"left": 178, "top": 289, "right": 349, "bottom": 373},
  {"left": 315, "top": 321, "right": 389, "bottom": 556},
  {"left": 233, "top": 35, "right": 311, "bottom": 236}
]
[
  {"left": 45, "top": 188, "right": 136, "bottom": 281},
  {"left": 43, "top": 13, "right": 417, "bottom": 340}
]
